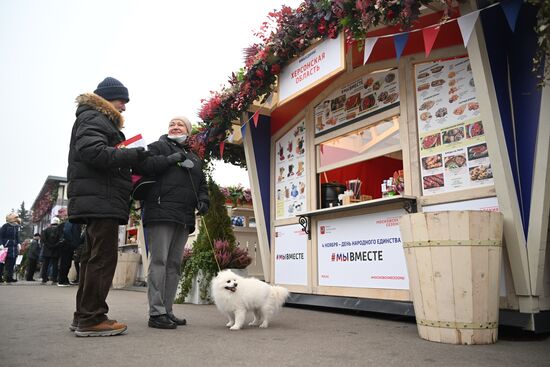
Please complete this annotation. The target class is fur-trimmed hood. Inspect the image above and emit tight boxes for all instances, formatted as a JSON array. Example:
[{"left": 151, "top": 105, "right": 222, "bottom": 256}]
[{"left": 75, "top": 93, "right": 124, "bottom": 129}]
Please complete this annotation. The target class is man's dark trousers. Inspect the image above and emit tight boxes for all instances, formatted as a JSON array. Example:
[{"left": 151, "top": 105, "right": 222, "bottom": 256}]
[{"left": 74, "top": 218, "right": 119, "bottom": 327}]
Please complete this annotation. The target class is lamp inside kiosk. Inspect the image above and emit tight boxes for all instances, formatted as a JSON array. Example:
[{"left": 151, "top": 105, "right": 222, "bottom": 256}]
[{"left": 317, "top": 115, "right": 403, "bottom": 207}]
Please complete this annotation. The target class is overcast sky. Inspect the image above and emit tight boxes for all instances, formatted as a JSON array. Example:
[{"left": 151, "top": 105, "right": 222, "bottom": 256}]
[{"left": 0, "top": 0, "right": 302, "bottom": 218}]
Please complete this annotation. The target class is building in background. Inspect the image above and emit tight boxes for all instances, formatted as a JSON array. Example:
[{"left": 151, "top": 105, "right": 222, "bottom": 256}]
[{"left": 30, "top": 175, "right": 68, "bottom": 233}]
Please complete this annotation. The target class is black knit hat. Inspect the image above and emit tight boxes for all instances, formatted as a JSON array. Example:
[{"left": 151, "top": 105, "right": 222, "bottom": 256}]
[{"left": 94, "top": 77, "right": 129, "bottom": 103}]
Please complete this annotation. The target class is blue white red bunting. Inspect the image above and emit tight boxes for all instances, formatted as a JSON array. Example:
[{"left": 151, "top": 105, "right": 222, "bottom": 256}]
[
  {"left": 226, "top": 105, "right": 269, "bottom": 144},
  {"left": 501, "top": 0, "right": 523, "bottom": 32},
  {"left": 457, "top": 10, "right": 480, "bottom": 48},
  {"left": 363, "top": 36, "right": 379, "bottom": 65},
  {"left": 252, "top": 110, "right": 260, "bottom": 127},
  {"left": 422, "top": 25, "right": 441, "bottom": 57},
  {"left": 393, "top": 33, "right": 409, "bottom": 61},
  {"left": 363, "top": 1, "right": 518, "bottom": 62},
  {"left": 241, "top": 124, "right": 247, "bottom": 140}
]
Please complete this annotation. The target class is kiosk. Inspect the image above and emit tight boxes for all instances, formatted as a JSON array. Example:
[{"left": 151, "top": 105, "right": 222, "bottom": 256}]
[{"left": 209, "top": 2, "right": 549, "bottom": 331}]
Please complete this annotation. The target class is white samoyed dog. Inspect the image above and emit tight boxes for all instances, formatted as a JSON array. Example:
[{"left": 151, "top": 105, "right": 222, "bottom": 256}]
[{"left": 211, "top": 269, "right": 289, "bottom": 330}]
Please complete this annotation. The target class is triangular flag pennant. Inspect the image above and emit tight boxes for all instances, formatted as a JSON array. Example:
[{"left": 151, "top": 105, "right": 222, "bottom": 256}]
[
  {"left": 393, "top": 33, "right": 409, "bottom": 61},
  {"left": 241, "top": 124, "right": 247, "bottom": 140},
  {"left": 363, "top": 37, "right": 379, "bottom": 64},
  {"left": 220, "top": 141, "right": 225, "bottom": 158},
  {"left": 252, "top": 110, "right": 260, "bottom": 127},
  {"left": 501, "top": 0, "right": 523, "bottom": 32},
  {"left": 422, "top": 25, "right": 441, "bottom": 57},
  {"left": 457, "top": 10, "right": 480, "bottom": 48}
]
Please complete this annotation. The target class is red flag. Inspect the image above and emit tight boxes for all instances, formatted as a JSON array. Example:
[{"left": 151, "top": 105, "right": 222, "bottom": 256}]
[
  {"left": 252, "top": 110, "right": 260, "bottom": 127},
  {"left": 220, "top": 141, "right": 225, "bottom": 158},
  {"left": 422, "top": 25, "right": 440, "bottom": 57}
]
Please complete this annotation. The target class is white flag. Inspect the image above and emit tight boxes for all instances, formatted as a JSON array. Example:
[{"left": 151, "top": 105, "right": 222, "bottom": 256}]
[
  {"left": 363, "top": 37, "right": 379, "bottom": 64},
  {"left": 457, "top": 10, "right": 480, "bottom": 48}
]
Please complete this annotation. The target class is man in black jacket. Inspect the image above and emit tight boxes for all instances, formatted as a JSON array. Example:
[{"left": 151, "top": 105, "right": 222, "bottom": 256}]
[
  {"left": 41, "top": 217, "right": 61, "bottom": 284},
  {"left": 67, "top": 77, "right": 150, "bottom": 337}
]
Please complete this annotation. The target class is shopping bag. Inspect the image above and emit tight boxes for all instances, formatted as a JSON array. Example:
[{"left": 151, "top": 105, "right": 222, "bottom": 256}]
[{"left": 0, "top": 248, "right": 7, "bottom": 263}]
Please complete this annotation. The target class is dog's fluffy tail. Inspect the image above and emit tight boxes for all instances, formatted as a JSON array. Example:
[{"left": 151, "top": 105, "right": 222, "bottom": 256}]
[{"left": 269, "top": 286, "right": 290, "bottom": 310}]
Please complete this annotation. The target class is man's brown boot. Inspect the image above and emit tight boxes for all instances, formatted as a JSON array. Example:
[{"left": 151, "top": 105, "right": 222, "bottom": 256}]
[{"left": 75, "top": 320, "right": 127, "bottom": 337}]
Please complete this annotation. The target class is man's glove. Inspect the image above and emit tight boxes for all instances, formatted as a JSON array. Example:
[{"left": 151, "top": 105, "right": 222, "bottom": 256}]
[
  {"left": 166, "top": 152, "right": 185, "bottom": 165},
  {"left": 135, "top": 147, "right": 152, "bottom": 161},
  {"left": 196, "top": 201, "right": 209, "bottom": 216}
]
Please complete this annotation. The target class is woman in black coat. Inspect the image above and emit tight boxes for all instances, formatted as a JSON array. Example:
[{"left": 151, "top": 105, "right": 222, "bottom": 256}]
[
  {"left": 138, "top": 116, "right": 209, "bottom": 329},
  {"left": 0, "top": 213, "right": 21, "bottom": 283}
]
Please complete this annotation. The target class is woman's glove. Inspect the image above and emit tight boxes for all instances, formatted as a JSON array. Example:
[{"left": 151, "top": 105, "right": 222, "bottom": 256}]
[
  {"left": 196, "top": 201, "right": 209, "bottom": 215},
  {"left": 166, "top": 152, "right": 185, "bottom": 165},
  {"left": 135, "top": 147, "right": 153, "bottom": 161}
]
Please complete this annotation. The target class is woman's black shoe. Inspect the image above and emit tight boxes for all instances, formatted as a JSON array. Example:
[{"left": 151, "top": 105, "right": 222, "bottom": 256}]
[
  {"left": 167, "top": 313, "right": 187, "bottom": 325},
  {"left": 148, "top": 314, "right": 177, "bottom": 329}
]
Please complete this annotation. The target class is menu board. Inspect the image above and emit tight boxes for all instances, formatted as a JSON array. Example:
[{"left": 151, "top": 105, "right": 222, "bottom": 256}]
[
  {"left": 275, "top": 120, "right": 307, "bottom": 219},
  {"left": 415, "top": 57, "right": 494, "bottom": 195},
  {"left": 314, "top": 68, "right": 399, "bottom": 136}
]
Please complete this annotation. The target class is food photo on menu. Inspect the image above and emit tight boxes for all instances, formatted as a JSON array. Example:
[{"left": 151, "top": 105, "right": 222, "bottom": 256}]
[
  {"left": 469, "top": 164, "right": 493, "bottom": 181},
  {"left": 422, "top": 154, "right": 443, "bottom": 170},
  {"left": 442, "top": 126, "right": 465, "bottom": 144},
  {"left": 419, "top": 99, "right": 435, "bottom": 111},
  {"left": 466, "top": 121, "right": 484, "bottom": 138},
  {"left": 331, "top": 95, "right": 346, "bottom": 112},
  {"left": 420, "top": 111, "right": 432, "bottom": 123},
  {"left": 444, "top": 154, "right": 467, "bottom": 170},
  {"left": 360, "top": 93, "right": 376, "bottom": 112},
  {"left": 420, "top": 132, "right": 441, "bottom": 151},
  {"left": 423, "top": 173, "right": 445, "bottom": 190},
  {"left": 467, "top": 142, "right": 489, "bottom": 160}
]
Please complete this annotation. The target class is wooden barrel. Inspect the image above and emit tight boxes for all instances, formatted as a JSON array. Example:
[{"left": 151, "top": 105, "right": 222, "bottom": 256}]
[
  {"left": 399, "top": 210, "right": 503, "bottom": 345},
  {"left": 112, "top": 252, "right": 141, "bottom": 289}
]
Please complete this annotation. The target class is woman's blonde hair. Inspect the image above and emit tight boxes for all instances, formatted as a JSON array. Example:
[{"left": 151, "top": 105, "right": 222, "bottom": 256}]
[{"left": 6, "top": 213, "right": 20, "bottom": 223}]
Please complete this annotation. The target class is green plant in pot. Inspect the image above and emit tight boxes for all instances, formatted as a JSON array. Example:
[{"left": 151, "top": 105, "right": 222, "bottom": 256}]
[{"left": 175, "top": 179, "right": 251, "bottom": 303}]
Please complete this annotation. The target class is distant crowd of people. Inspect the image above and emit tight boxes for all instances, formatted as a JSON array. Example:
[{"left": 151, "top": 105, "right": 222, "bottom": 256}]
[{"left": 0, "top": 213, "right": 84, "bottom": 286}]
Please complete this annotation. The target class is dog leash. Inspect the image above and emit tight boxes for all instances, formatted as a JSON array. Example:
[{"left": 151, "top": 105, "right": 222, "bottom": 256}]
[{"left": 181, "top": 158, "right": 222, "bottom": 272}]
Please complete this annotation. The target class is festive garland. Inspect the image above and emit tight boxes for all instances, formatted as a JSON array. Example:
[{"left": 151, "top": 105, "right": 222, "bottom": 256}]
[
  {"left": 196, "top": 0, "right": 548, "bottom": 166},
  {"left": 31, "top": 182, "right": 59, "bottom": 223}
]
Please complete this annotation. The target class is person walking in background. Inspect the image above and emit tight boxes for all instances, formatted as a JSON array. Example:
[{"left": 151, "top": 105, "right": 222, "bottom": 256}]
[
  {"left": 138, "top": 116, "right": 209, "bottom": 329},
  {"left": 25, "top": 233, "right": 42, "bottom": 281},
  {"left": 58, "top": 221, "right": 84, "bottom": 286},
  {"left": 0, "top": 213, "right": 22, "bottom": 283},
  {"left": 67, "top": 77, "right": 151, "bottom": 337},
  {"left": 41, "top": 217, "right": 62, "bottom": 285}
]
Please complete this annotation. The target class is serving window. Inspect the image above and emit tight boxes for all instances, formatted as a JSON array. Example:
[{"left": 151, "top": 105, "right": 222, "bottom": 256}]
[
  {"left": 315, "top": 114, "right": 403, "bottom": 209},
  {"left": 317, "top": 115, "right": 400, "bottom": 171}
]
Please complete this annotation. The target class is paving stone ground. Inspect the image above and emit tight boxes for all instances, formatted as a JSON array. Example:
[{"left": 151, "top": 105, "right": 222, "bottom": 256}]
[{"left": 1, "top": 282, "right": 549, "bottom": 367}]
